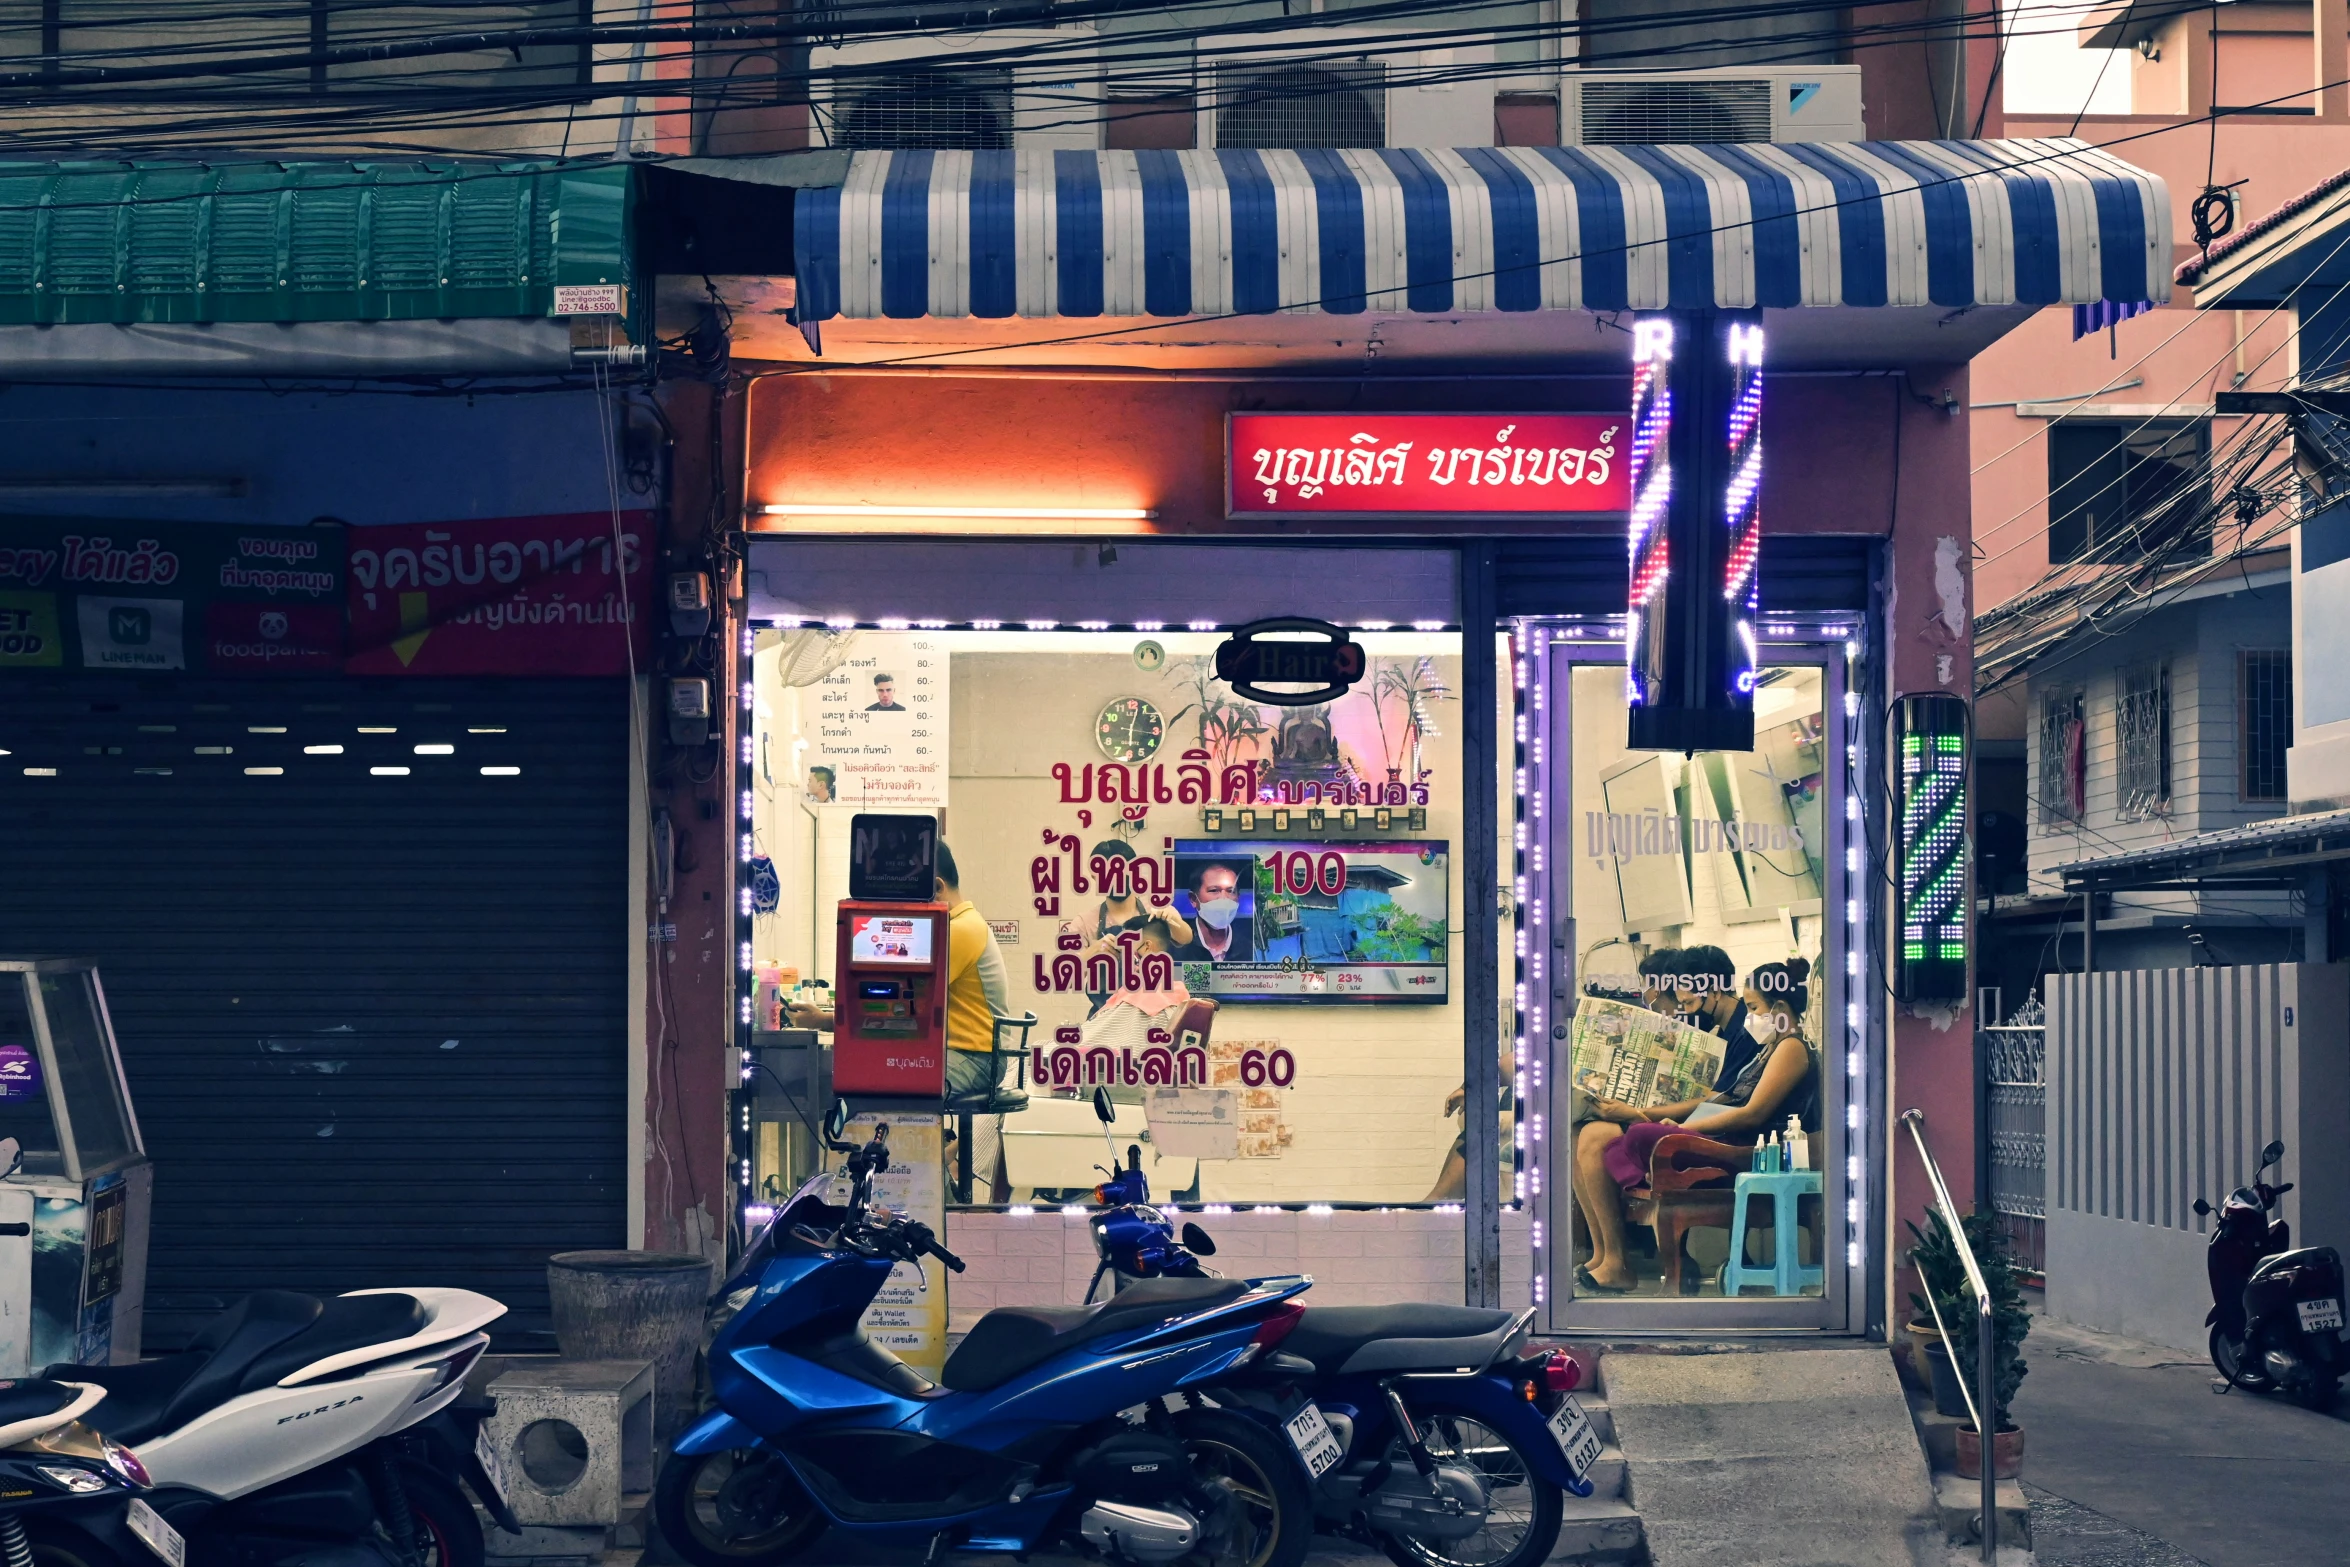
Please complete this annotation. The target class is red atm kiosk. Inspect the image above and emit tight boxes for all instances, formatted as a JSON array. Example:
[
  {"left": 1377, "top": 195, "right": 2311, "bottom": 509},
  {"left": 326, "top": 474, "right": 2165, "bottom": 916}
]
[{"left": 832, "top": 815, "right": 949, "bottom": 1099}]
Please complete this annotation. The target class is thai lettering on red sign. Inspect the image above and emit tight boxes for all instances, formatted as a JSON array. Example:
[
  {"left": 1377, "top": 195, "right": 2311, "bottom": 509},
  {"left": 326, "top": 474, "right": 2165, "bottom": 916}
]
[
  {"left": 346, "top": 512, "right": 653, "bottom": 677},
  {"left": 1228, "top": 414, "right": 1628, "bottom": 516}
]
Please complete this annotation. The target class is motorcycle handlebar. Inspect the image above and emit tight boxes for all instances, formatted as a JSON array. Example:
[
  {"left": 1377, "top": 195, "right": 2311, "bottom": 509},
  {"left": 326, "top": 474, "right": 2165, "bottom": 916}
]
[{"left": 926, "top": 1237, "right": 967, "bottom": 1273}]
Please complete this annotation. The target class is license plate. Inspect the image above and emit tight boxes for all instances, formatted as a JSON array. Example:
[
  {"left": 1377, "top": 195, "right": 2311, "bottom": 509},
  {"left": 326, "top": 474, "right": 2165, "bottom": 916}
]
[
  {"left": 2299, "top": 1298, "right": 2344, "bottom": 1333},
  {"left": 1547, "top": 1394, "right": 1603, "bottom": 1484},
  {"left": 1283, "top": 1402, "right": 1345, "bottom": 1480},
  {"left": 126, "top": 1498, "right": 185, "bottom": 1567},
  {"left": 474, "top": 1423, "right": 511, "bottom": 1508}
]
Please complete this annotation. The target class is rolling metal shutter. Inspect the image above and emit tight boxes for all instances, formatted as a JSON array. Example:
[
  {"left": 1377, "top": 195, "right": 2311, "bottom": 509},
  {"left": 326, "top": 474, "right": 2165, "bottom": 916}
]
[
  {"left": 0, "top": 675, "right": 629, "bottom": 1350},
  {"left": 1495, "top": 534, "right": 1875, "bottom": 617}
]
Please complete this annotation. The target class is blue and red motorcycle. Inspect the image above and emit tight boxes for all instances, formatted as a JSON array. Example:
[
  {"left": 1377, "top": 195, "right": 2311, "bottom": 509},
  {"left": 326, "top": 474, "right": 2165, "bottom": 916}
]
[
  {"left": 1073, "top": 1092, "right": 1596, "bottom": 1567},
  {"left": 657, "top": 1112, "right": 1323, "bottom": 1567}
]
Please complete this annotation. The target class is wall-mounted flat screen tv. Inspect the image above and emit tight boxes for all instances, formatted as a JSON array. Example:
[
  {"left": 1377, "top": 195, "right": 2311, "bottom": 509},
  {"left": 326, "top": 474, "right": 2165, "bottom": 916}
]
[{"left": 1168, "top": 840, "right": 1449, "bottom": 1003}]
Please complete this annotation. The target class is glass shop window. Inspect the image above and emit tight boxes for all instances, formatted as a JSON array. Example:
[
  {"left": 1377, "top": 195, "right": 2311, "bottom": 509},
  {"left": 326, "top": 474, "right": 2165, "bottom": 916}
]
[
  {"left": 749, "top": 626, "right": 1474, "bottom": 1208},
  {"left": 1564, "top": 664, "right": 1833, "bottom": 1300}
]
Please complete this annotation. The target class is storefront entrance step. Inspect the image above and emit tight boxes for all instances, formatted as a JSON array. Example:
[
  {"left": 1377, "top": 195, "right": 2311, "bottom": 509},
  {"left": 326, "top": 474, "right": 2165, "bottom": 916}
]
[
  {"left": 1604, "top": 1348, "right": 1940, "bottom": 1567},
  {"left": 1550, "top": 1494, "right": 1645, "bottom": 1563},
  {"left": 1563, "top": 1393, "right": 1617, "bottom": 1445}
]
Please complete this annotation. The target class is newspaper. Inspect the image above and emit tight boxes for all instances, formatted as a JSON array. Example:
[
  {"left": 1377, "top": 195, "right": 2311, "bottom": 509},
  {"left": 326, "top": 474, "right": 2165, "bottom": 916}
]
[{"left": 1567, "top": 995, "right": 1727, "bottom": 1121}]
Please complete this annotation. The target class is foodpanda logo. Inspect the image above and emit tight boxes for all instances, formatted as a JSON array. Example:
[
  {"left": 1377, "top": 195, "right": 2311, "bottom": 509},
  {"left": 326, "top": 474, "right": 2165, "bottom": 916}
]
[{"left": 258, "top": 611, "right": 288, "bottom": 640}]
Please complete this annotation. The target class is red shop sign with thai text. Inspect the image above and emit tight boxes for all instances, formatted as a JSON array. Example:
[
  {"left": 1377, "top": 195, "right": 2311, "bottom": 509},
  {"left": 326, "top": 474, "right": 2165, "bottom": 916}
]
[{"left": 1227, "top": 413, "right": 1628, "bottom": 517}]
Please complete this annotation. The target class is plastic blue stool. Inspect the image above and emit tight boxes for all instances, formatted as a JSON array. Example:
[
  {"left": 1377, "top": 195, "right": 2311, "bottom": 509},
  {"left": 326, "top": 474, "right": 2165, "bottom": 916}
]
[{"left": 1723, "top": 1169, "right": 1826, "bottom": 1296}]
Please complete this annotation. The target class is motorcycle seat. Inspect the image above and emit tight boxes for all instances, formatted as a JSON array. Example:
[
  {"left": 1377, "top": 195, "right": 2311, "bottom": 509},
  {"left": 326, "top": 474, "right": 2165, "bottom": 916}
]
[
  {"left": 236, "top": 1291, "right": 428, "bottom": 1389},
  {"left": 940, "top": 1276, "right": 1250, "bottom": 1392},
  {"left": 1282, "top": 1304, "right": 1519, "bottom": 1377},
  {"left": 54, "top": 1289, "right": 428, "bottom": 1445},
  {"left": 0, "top": 1378, "right": 89, "bottom": 1427},
  {"left": 47, "top": 1353, "right": 201, "bottom": 1445}
]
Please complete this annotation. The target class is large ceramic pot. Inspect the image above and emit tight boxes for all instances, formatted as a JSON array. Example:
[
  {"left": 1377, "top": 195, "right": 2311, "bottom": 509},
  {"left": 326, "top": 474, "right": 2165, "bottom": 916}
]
[
  {"left": 1956, "top": 1421, "right": 2024, "bottom": 1480},
  {"left": 547, "top": 1250, "right": 712, "bottom": 1444}
]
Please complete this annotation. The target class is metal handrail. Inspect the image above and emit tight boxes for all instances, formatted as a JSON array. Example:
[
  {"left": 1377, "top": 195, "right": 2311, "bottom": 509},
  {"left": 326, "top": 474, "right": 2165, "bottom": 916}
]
[{"left": 1901, "top": 1107, "right": 2000, "bottom": 1564}]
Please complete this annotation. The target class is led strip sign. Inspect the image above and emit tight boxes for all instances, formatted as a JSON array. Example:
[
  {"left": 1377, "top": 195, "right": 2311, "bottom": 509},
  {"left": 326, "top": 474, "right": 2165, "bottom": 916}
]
[{"left": 1624, "top": 311, "right": 1762, "bottom": 755}]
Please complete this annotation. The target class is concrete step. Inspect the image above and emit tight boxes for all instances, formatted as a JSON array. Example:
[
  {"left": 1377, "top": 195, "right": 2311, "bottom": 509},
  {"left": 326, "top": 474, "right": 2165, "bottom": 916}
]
[
  {"left": 1566, "top": 1395, "right": 1617, "bottom": 1445},
  {"left": 1932, "top": 1472, "right": 2030, "bottom": 1550},
  {"left": 1605, "top": 1348, "right": 1939, "bottom": 1567},
  {"left": 1551, "top": 1493, "right": 1645, "bottom": 1563},
  {"left": 1575, "top": 1444, "right": 1628, "bottom": 1502}
]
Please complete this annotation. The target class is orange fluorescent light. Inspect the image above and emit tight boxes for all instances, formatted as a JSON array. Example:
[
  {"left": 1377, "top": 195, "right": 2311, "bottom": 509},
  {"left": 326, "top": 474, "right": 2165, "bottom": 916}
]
[{"left": 758, "top": 504, "right": 1156, "bottom": 521}]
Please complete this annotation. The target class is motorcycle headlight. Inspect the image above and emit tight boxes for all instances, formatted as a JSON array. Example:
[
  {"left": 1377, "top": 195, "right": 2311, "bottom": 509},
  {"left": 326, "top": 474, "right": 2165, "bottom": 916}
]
[
  {"left": 39, "top": 1466, "right": 111, "bottom": 1494},
  {"left": 105, "top": 1443, "right": 150, "bottom": 1488}
]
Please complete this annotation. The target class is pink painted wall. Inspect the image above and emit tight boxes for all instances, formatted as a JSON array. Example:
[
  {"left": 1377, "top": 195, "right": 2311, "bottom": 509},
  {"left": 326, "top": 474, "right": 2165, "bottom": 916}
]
[{"left": 1973, "top": 0, "right": 2350, "bottom": 617}]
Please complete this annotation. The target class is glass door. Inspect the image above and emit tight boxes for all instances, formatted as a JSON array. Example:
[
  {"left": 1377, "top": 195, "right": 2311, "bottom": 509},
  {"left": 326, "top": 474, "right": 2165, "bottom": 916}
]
[{"left": 1526, "top": 630, "right": 1868, "bottom": 1332}]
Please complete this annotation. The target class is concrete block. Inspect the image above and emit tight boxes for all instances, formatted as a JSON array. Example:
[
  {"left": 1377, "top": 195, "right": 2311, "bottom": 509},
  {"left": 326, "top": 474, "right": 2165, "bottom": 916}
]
[
  {"left": 486, "top": 1361, "right": 655, "bottom": 1529},
  {"left": 482, "top": 1524, "right": 608, "bottom": 1566},
  {"left": 1932, "top": 1473, "right": 2030, "bottom": 1548}
]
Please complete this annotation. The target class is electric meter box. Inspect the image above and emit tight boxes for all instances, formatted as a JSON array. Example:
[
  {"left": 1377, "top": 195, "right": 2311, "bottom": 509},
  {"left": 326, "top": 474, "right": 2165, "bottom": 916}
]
[{"left": 0, "top": 959, "right": 152, "bottom": 1374}]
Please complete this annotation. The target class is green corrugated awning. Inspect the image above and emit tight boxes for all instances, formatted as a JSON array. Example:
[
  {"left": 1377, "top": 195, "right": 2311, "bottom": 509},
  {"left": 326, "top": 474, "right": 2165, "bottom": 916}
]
[{"left": 0, "top": 160, "right": 634, "bottom": 326}]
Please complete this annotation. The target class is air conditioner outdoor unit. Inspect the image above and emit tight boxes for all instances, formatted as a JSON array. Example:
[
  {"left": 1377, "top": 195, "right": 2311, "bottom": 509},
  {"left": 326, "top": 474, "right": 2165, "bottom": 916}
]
[
  {"left": 1560, "top": 65, "right": 1864, "bottom": 146},
  {"left": 809, "top": 30, "right": 1102, "bottom": 151},
  {"left": 1193, "top": 30, "right": 1495, "bottom": 149}
]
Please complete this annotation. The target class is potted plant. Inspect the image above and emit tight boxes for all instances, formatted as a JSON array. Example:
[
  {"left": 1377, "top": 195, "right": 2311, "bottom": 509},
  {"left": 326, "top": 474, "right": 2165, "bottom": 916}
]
[{"left": 1906, "top": 1210, "right": 2031, "bottom": 1479}]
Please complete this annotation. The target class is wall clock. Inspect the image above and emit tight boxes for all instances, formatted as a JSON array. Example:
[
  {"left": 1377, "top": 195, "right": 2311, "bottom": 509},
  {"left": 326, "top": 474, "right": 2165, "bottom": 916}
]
[{"left": 1096, "top": 696, "right": 1166, "bottom": 763}]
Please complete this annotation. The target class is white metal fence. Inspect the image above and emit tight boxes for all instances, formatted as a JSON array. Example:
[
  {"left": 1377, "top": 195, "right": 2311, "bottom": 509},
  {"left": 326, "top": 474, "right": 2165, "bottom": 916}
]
[{"left": 2044, "top": 962, "right": 2350, "bottom": 1351}]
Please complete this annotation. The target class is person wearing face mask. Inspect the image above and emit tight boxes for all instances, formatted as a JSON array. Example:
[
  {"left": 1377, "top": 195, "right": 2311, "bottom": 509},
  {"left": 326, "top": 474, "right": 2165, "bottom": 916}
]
[
  {"left": 1166, "top": 858, "right": 1256, "bottom": 965},
  {"left": 1668, "top": 944, "right": 1760, "bottom": 1092},
  {"left": 1571, "top": 958, "right": 1820, "bottom": 1294}
]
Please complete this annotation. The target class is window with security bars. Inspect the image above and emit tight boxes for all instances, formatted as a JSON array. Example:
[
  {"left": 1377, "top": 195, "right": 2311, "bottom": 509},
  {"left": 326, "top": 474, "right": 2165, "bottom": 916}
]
[
  {"left": 2037, "top": 689, "right": 2085, "bottom": 828},
  {"left": 2240, "top": 650, "right": 2293, "bottom": 803},
  {"left": 1214, "top": 61, "right": 1386, "bottom": 148},
  {"left": 1577, "top": 80, "right": 1772, "bottom": 144},
  {"left": 830, "top": 70, "right": 1016, "bottom": 150},
  {"left": 2115, "top": 663, "right": 2170, "bottom": 818}
]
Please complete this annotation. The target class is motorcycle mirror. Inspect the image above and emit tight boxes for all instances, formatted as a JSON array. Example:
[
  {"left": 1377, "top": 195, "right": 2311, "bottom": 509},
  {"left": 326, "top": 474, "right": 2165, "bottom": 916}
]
[
  {"left": 825, "top": 1099, "right": 850, "bottom": 1141},
  {"left": 2193, "top": 1197, "right": 2212, "bottom": 1217},
  {"left": 1092, "top": 1086, "right": 1115, "bottom": 1124},
  {"left": 2261, "top": 1139, "right": 2287, "bottom": 1169},
  {"left": 0, "top": 1138, "right": 18, "bottom": 1179},
  {"left": 1181, "top": 1222, "right": 1218, "bottom": 1257}
]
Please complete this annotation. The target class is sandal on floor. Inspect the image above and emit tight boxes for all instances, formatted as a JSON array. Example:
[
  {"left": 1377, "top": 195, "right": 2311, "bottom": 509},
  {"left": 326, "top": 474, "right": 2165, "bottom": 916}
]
[{"left": 1575, "top": 1264, "right": 1635, "bottom": 1295}]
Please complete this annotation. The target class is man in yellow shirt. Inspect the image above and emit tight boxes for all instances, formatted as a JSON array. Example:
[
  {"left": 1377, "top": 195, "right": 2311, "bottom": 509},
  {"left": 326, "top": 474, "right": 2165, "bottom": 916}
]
[{"left": 939, "top": 841, "right": 1011, "bottom": 1102}]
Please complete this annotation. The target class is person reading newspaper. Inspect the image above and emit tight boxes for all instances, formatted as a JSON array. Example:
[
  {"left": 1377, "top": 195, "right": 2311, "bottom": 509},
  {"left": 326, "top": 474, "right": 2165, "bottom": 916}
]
[{"left": 1571, "top": 959, "right": 1820, "bottom": 1294}]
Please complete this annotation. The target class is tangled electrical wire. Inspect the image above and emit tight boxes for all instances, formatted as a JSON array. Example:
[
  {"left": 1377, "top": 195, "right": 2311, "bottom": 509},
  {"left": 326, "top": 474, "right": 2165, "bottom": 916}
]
[
  {"left": 0, "top": 0, "right": 2034, "bottom": 158},
  {"left": 1973, "top": 396, "right": 2317, "bottom": 696}
]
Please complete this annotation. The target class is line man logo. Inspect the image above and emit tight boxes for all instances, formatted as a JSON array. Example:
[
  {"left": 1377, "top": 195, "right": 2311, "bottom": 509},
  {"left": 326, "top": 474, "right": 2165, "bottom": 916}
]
[{"left": 108, "top": 607, "right": 150, "bottom": 645}]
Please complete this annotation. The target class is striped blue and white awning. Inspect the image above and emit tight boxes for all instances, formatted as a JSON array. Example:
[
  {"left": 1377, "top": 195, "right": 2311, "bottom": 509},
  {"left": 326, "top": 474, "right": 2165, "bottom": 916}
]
[{"left": 791, "top": 139, "right": 2169, "bottom": 322}]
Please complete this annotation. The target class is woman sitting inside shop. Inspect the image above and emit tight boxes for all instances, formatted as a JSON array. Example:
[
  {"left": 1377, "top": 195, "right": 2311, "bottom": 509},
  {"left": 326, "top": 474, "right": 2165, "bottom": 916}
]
[{"left": 1571, "top": 958, "right": 1819, "bottom": 1294}]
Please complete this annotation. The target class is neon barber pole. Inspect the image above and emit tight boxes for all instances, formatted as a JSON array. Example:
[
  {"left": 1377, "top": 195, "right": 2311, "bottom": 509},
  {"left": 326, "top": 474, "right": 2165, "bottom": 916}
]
[{"left": 1624, "top": 311, "right": 1761, "bottom": 755}]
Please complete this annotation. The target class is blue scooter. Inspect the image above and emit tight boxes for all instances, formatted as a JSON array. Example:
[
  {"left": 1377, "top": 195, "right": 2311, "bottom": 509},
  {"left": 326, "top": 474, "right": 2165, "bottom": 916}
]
[
  {"left": 657, "top": 1108, "right": 1322, "bottom": 1567},
  {"left": 1070, "top": 1091, "right": 1594, "bottom": 1567}
]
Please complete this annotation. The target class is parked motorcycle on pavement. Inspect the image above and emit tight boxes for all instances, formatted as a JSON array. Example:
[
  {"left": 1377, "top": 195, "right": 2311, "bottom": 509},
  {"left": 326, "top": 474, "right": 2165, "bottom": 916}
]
[
  {"left": 1071, "top": 1091, "right": 1596, "bottom": 1567},
  {"left": 53, "top": 1282, "right": 512, "bottom": 1567},
  {"left": 0, "top": 1375, "right": 176, "bottom": 1567},
  {"left": 2196, "top": 1138, "right": 2347, "bottom": 1410},
  {"left": 659, "top": 1106, "right": 1322, "bottom": 1567}
]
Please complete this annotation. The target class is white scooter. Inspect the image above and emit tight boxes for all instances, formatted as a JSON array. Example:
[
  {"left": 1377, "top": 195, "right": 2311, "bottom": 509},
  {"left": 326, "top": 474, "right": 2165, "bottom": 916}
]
[{"left": 7, "top": 1148, "right": 520, "bottom": 1567}]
